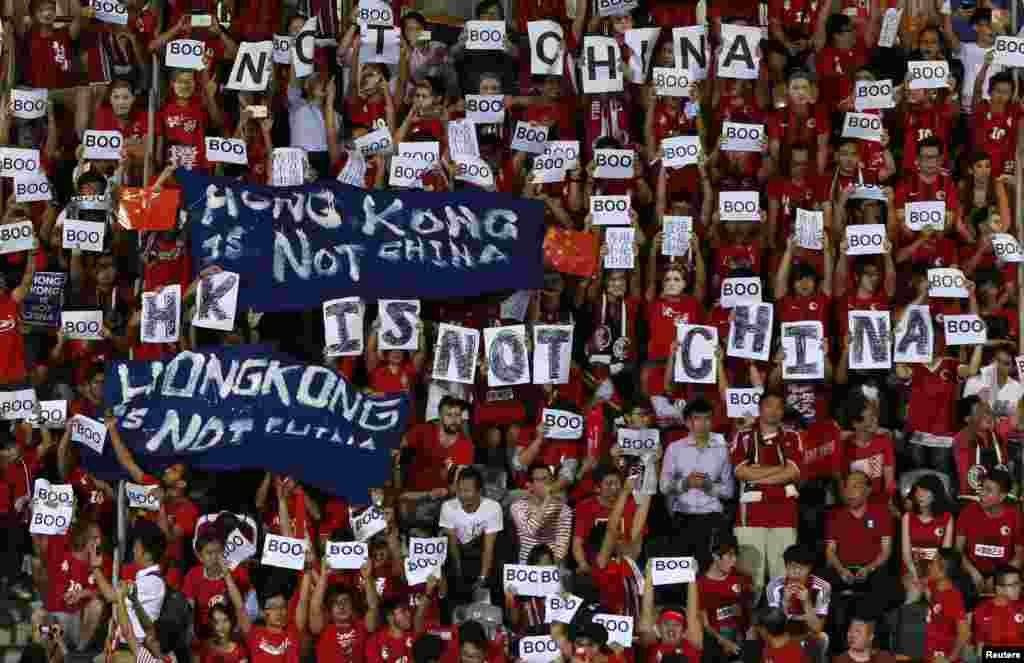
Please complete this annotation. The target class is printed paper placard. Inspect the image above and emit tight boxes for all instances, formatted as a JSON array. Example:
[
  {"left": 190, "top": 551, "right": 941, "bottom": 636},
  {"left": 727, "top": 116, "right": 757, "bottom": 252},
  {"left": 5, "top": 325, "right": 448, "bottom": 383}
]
[
  {"left": 92, "top": 0, "right": 128, "bottom": 25},
  {"left": 944, "top": 314, "right": 987, "bottom": 346},
  {"left": 140, "top": 285, "right": 181, "bottom": 343},
  {"left": 848, "top": 311, "right": 892, "bottom": 370},
  {"left": 389, "top": 157, "right": 425, "bottom": 188},
  {"left": 604, "top": 227, "right": 635, "bottom": 268},
  {"left": 781, "top": 321, "right": 825, "bottom": 380},
  {"left": 580, "top": 37, "right": 623, "bottom": 95},
  {"left": 166, "top": 39, "right": 206, "bottom": 69},
  {"left": 854, "top": 79, "right": 895, "bottom": 111},
  {"left": 905, "top": 201, "right": 945, "bottom": 232},
  {"left": 261, "top": 534, "right": 307, "bottom": 570},
  {"left": 719, "top": 191, "right": 760, "bottom": 222},
  {"left": 125, "top": 482, "right": 161, "bottom": 511},
  {"left": 63, "top": 219, "right": 106, "bottom": 252},
  {"left": 323, "top": 297, "right": 364, "bottom": 358},
  {"left": 405, "top": 553, "right": 442, "bottom": 585},
  {"left": 0, "top": 220, "right": 35, "bottom": 254},
  {"left": 540, "top": 408, "right": 584, "bottom": 439},
  {"left": 593, "top": 614, "right": 634, "bottom": 648},
  {"left": 61, "top": 310, "right": 104, "bottom": 341},
  {"left": 596, "top": 0, "right": 638, "bottom": 16},
  {"left": 70, "top": 415, "right": 106, "bottom": 454},
  {"left": 29, "top": 479, "right": 73, "bottom": 535},
  {"left": 352, "top": 505, "right": 387, "bottom": 541},
  {"left": 378, "top": 300, "right": 420, "bottom": 351},
  {"left": 662, "top": 216, "right": 691, "bottom": 256},
  {"left": 842, "top": 112, "right": 883, "bottom": 142},
  {"left": 652, "top": 67, "right": 691, "bottom": 96},
  {"left": 661, "top": 135, "right": 700, "bottom": 167},
  {"left": 359, "top": 26, "right": 401, "bottom": 65},
  {"left": 326, "top": 541, "right": 368, "bottom": 570},
  {"left": 432, "top": 323, "right": 480, "bottom": 384},
  {"left": 205, "top": 137, "right": 249, "bottom": 165},
  {"left": 721, "top": 277, "right": 762, "bottom": 308},
  {"left": 465, "top": 20, "right": 506, "bottom": 50},
  {"left": 355, "top": 0, "right": 395, "bottom": 25},
  {"left": 650, "top": 557, "right": 696, "bottom": 585},
  {"left": 878, "top": 8, "right": 902, "bottom": 47},
  {"left": 273, "top": 35, "right": 293, "bottom": 64},
  {"left": 226, "top": 41, "right": 274, "bottom": 92},
  {"left": 528, "top": 20, "right": 564, "bottom": 76},
  {"left": 408, "top": 537, "right": 448, "bottom": 563},
  {"left": 0, "top": 148, "right": 41, "bottom": 178},
  {"left": 617, "top": 427, "right": 660, "bottom": 454},
  {"left": 894, "top": 305, "right": 933, "bottom": 363},
  {"left": 673, "top": 26, "right": 709, "bottom": 80},
  {"left": 447, "top": 117, "right": 479, "bottom": 157},
  {"left": 10, "top": 88, "right": 48, "bottom": 120},
  {"left": 591, "top": 195, "right": 631, "bottom": 225},
  {"left": 594, "top": 149, "right": 635, "bottom": 179},
  {"left": 992, "top": 233, "right": 1024, "bottom": 262},
  {"left": 223, "top": 528, "right": 257, "bottom": 570},
  {"left": 546, "top": 593, "right": 583, "bottom": 623},
  {"left": 725, "top": 387, "right": 763, "bottom": 418},
  {"left": 907, "top": 60, "right": 949, "bottom": 89},
  {"left": 928, "top": 268, "right": 969, "bottom": 298},
  {"left": 192, "top": 271, "right": 240, "bottom": 332},
  {"left": 465, "top": 95, "right": 505, "bottom": 123},
  {"left": 720, "top": 122, "right": 765, "bottom": 152},
  {"left": 623, "top": 28, "right": 661, "bottom": 84},
  {"left": 674, "top": 324, "right": 717, "bottom": 384},
  {"left": 520, "top": 636, "right": 561, "bottom": 663},
  {"left": 0, "top": 387, "right": 36, "bottom": 421},
  {"left": 727, "top": 303, "right": 773, "bottom": 361},
  {"left": 82, "top": 130, "right": 124, "bottom": 160},
  {"left": 511, "top": 121, "right": 549, "bottom": 154},
  {"left": 795, "top": 209, "right": 824, "bottom": 250},
  {"left": 503, "top": 564, "right": 561, "bottom": 597},
  {"left": 544, "top": 141, "right": 579, "bottom": 170},
  {"left": 14, "top": 174, "right": 52, "bottom": 202},
  {"left": 846, "top": 224, "right": 887, "bottom": 255},
  {"left": 32, "top": 400, "right": 67, "bottom": 429},
  {"left": 994, "top": 36, "right": 1024, "bottom": 67},
  {"left": 354, "top": 127, "right": 394, "bottom": 157},
  {"left": 483, "top": 325, "right": 530, "bottom": 386},
  {"left": 717, "top": 24, "right": 762, "bottom": 80},
  {"left": 533, "top": 324, "right": 573, "bottom": 385}
]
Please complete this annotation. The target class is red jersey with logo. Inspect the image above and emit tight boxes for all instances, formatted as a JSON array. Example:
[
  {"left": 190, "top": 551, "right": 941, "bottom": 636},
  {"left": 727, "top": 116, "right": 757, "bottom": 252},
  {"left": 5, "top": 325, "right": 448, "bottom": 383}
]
[
  {"left": 698, "top": 573, "right": 751, "bottom": 632},
  {"left": 906, "top": 512, "right": 953, "bottom": 570},
  {"left": 974, "top": 598, "right": 1024, "bottom": 647},
  {"left": 157, "top": 96, "right": 210, "bottom": 161},
  {"left": 953, "top": 428, "right": 1010, "bottom": 500},
  {"left": 200, "top": 640, "right": 250, "bottom": 663},
  {"left": 26, "top": 28, "right": 74, "bottom": 89},
  {"left": 182, "top": 566, "right": 252, "bottom": 638},
  {"left": 646, "top": 296, "right": 704, "bottom": 360},
  {"left": 648, "top": 641, "right": 701, "bottom": 663},
  {"left": 365, "top": 629, "right": 415, "bottom": 663},
  {"left": 973, "top": 101, "right": 1021, "bottom": 176},
  {"left": 346, "top": 97, "right": 389, "bottom": 132},
  {"left": 925, "top": 580, "right": 966, "bottom": 662},
  {"left": 826, "top": 504, "right": 893, "bottom": 567},
  {"left": 842, "top": 434, "right": 895, "bottom": 502},
  {"left": 317, "top": 621, "right": 369, "bottom": 663},
  {"left": 767, "top": 176, "right": 827, "bottom": 242},
  {"left": 769, "top": 0, "right": 820, "bottom": 38},
  {"left": 574, "top": 494, "right": 640, "bottom": 546},
  {"left": 815, "top": 44, "right": 869, "bottom": 109},
  {"left": 403, "top": 423, "right": 474, "bottom": 491},
  {"left": 94, "top": 107, "right": 149, "bottom": 140},
  {"left": 957, "top": 501, "right": 1022, "bottom": 575},
  {"left": 247, "top": 626, "right": 300, "bottom": 663},
  {"left": 906, "top": 359, "right": 960, "bottom": 437},
  {"left": 778, "top": 294, "right": 831, "bottom": 332},
  {"left": 767, "top": 105, "right": 829, "bottom": 162},
  {"left": 730, "top": 427, "right": 803, "bottom": 528},
  {"left": 901, "top": 102, "right": 957, "bottom": 170},
  {"left": 763, "top": 639, "right": 807, "bottom": 663},
  {"left": 0, "top": 292, "right": 26, "bottom": 383}
]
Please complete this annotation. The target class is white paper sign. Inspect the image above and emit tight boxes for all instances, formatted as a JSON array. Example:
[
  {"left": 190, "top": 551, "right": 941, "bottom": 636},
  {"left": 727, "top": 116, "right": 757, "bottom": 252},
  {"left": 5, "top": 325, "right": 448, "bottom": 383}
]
[
  {"left": 511, "top": 121, "right": 549, "bottom": 154},
  {"left": 907, "top": 60, "right": 949, "bottom": 89},
  {"left": 529, "top": 20, "right": 564, "bottom": 76},
  {"left": 70, "top": 415, "right": 106, "bottom": 454},
  {"left": 359, "top": 26, "right": 401, "bottom": 64},
  {"left": 32, "top": 399, "right": 67, "bottom": 430},
  {"left": 992, "top": 233, "right": 1024, "bottom": 263},
  {"left": 662, "top": 216, "right": 691, "bottom": 257},
  {"left": 848, "top": 311, "right": 892, "bottom": 370},
  {"left": 455, "top": 158, "right": 494, "bottom": 188},
  {"left": 326, "top": 541, "right": 368, "bottom": 570},
  {"left": 546, "top": 593, "right": 583, "bottom": 623},
  {"left": 192, "top": 271, "right": 240, "bottom": 332},
  {"left": 674, "top": 324, "right": 717, "bottom": 384},
  {"left": 205, "top": 137, "right": 248, "bottom": 165},
  {"left": 533, "top": 324, "right": 573, "bottom": 385},
  {"left": 272, "top": 148, "right": 306, "bottom": 186},
  {"left": 717, "top": 25, "right": 762, "bottom": 80},
  {"left": 721, "top": 122, "right": 765, "bottom": 152},
  {"left": 272, "top": 35, "right": 293, "bottom": 64},
  {"left": 846, "top": 223, "right": 887, "bottom": 255},
  {"left": 617, "top": 427, "right": 660, "bottom": 454},
  {"left": 624, "top": 28, "right": 661, "bottom": 82},
  {"left": 125, "top": 482, "right": 161, "bottom": 511},
  {"left": 140, "top": 285, "right": 181, "bottom": 344},
  {"left": 0, "top": 387, "right": 36, "bottom": 421},
  {"left": 466, "top": 20, "right": 506, "bottom": 50},
  {"left": 520, "top": 636, "right": 561, "bottom": 663},
  {"left": 720, "top": 277, "right": 762, "bottom": 308},
  {"left": 503, "top": 564, "right": 562, "bottom": 597},
  {"left": 352, "top": 506, "right": 387, "bottom": 541},
  {"left": 433, "top": 323, "right": 480, "bottom": 385},
  {"left": 465, "top": 95, "right": 505, "bottom": 124},
  {"left": 726, "top": 387, "right": 763, "bottom": 418},
  {"left": 854, "top": 79, "right": 895, "bottom": 111},
  {"left": 944, "top": 314, "right": 987, "bottom": 346},
  {"left": 661, "top": 135, "right": 700, "bottom": 167},
  {"left": 842, "top": 112, "right": 883, "bottom": 142},
  {"left": 894, "top": 305, "right": 933, "bottom": 363},
  {"left": 92, "top": 0, "right": 128, "bottom": 25},
  {"left": 389, "top": 156, "right": 426, "bottom": 188},
  {"left": 355, "top": 127, "right": 394, "bottom": 157},
  {"left": 928, "top": 268, "right": 969, "bottom": 298},
  {"left": 541, "top": 408, "right": 584, "bottom": 439},
  {"left": 165, "top": 39, "right": 206, "bottom": 70},
  {"left": 261, "top": 534, "right": 307, "bottom": 570},
  {"left": 673, "top": 26, "right": 708, "bottom": 80},
  {"left": 728, "top": 303, "right": 773, "bottom": 361},
  {"left": 292, "top": 17, "right": 318, "bottom": 78},
  {"left": 795, "top": 209, "right": 824, "bottom": 250},
  {"left": 10, "top": 88, "right": 48, "bottom": 120},
  {"left": 591, "top": 195, "right": 631, "bottom": 225},
  {"left": 878, "top": 9, "right": 902, "bottom": 48},
  {"left": 0, "top": 148, "right": 41, "bottom": 177},
  {"left": 30, "top": 479, "right": 73, "bottom": 535},
  {"left": 323, "top": 297, "right": 364, "bottom": 357},
  {"left": 226, "top": 41, "right": 274, "bottom": 92},
  {"left": 223, "top": 528, "right": 257, "bottom": 570},
  {"left": 652, "top": 67, "right": 691, "bottom": 96},
  {"left": 63, "top": 219, "right": 105, "bottom": 252},
  {"left": 0, "top": 220, "right": 35, "bottom": 254},
  {"left": 397, "top": 141, "right": 439, "bottom": 166},
  {"left": 651, "top": 557, "right": 696, "bottom": 585},
  {"left": 781, "top": 321, "right": 825, "bottom": 380},
  {"left": 594, "top": 149, "right": 634, "bottom": 179},
  {"left": 597, "top": 0, "right": 638, "bottom": 15},
  {"left": 484, "top": 325, "right": 531, "bottom": 386},
  {"left": 605, "top": 227, "right": 636, "bottom": 269},
  {"left": 82, "top": 130, "right": 123, "bottom": 160},
  {"left": 61, "top": 310, "right": 104, "bottom": 341},
  {"left": 593, "top": 614, "right": 634, "bottom": 648},
  {"left": 719, "top": 191, "right": 760, "bottom": 222},
  {"left": 544, "top": 141, "right": 579, "bottom": 170},
  {"left": 355, "top": 0, "right": 395, "bottom": 25},
  {"left": 581, "top": 36, "right": 623, "bottom": 93},
  {"left": 378, "top": 299, "right": 420, "bottom": 351},
  {"left": 994, "top": 36, "right": 1024, "bottom": 67},
  {"left": 905, "top": 201, "right": 946, "bottom": 232},
  {"left": 408, "top": 537, "right": 448, "bottom": 562},
  {"left": 14, "top": 173, "right": 52, "bottom": 202},
  {"left": 404, "top": 553, "right": 442, "bottom": 585}
]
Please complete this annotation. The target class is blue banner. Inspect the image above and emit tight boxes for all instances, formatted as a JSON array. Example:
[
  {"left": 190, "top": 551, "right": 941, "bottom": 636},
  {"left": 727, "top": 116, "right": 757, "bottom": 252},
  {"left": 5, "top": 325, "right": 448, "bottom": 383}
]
[
  {"left": 179, "top": 170, "right": 546, "bottom": 311},
  {"left": 95, "top": 345, "right": 409, "bottom": 500}
]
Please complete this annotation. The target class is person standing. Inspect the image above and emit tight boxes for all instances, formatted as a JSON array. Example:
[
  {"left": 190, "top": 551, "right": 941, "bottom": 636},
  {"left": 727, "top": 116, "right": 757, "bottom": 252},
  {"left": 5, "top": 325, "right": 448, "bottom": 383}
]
[
  {"left": 439, "top": 467, "right": 504, "bottom": 604},
  {"left": 508, "top": 464, "right": 573, "bottom": 564}
]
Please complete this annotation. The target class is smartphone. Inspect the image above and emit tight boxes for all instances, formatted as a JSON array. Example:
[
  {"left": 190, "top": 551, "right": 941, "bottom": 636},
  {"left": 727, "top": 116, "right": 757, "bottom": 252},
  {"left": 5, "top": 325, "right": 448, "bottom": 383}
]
[
  {"left": 191, "top": 14, "right": 213, "bottom": 27},
  {"left": 247, "top": 105, "right": 268, "bottom": 119}
]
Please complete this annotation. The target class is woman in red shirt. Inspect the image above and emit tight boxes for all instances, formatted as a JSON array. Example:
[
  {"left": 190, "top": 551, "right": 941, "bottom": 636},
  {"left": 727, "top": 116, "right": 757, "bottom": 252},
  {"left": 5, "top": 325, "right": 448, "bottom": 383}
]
[
  {"left": 157, "top": 68, "right": 225, "bottom": 171},
  {"left": 200, "top": 604, "right": 250, "bottom": 663},
  {"left": 643, "top": 266, "right": 706, "bottom": 395},
  {"left": 900, "top": 474, "right": 955, "bottom": 580}
]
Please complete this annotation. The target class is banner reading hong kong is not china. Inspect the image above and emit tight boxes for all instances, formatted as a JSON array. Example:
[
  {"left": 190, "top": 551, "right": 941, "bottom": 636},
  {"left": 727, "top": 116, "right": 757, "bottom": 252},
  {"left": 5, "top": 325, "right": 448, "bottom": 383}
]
[{"left": 179, "top": 170, "right": 547, "bottom": 311}]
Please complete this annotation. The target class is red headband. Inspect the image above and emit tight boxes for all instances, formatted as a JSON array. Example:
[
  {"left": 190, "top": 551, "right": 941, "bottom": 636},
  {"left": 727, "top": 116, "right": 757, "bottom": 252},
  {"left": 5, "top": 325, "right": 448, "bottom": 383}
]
[{"left": 659, "top": 611, "right": 686, "bottom": 625}]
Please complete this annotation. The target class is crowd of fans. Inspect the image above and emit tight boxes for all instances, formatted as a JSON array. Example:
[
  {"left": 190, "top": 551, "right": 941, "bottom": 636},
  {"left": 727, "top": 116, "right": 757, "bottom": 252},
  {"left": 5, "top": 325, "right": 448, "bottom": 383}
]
[{"left": 2, "top": 0, "right": 1024, "bottom": 662}]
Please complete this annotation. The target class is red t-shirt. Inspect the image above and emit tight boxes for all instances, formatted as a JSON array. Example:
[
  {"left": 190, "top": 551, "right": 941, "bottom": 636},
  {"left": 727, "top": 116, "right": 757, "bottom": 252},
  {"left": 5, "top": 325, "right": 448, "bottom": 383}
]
[
  {"left": 815, "top": 44, "right": 869, "bottom": 109},
  {"left": 730, "top": 427, "right": 803, "bottom": 528},
  {"left": 973, "top": 598, "right": 1024, "bottom": 647},
  {"left": 777, "top": 294, "right": 831, "bottom": 332},
  {"left": 574, "top": 494, "right": 640, "bottom": 546},
  {"left": 698, "top": 572, "right": 751, "bottom": 633},
  {"left": 158, "top": 97, "right": 211, "bottom": 162},
  {"left": 906, "top": 358, "right": 960, "bottom": 437},
  {"left": 317, "top": 621, "right": 369, "bottom": 663},
  {"left": 182, "top": 565, "right": 253, "bottom": 638},
  {"left": 403, "top": 424, "right": 474, "bottom": 491},
  {"left": 200, "top": 640, "right": 250, "bottom": 663},
  {"left": 957, "top": 501, "right": 1022, "bottom": 575},
  {"left": 247, "top": 627, "right": 300, "bottom": 663},
  {"left": 842, "top": 434, "right": 895, "bottom": 502},
  {"left": 94, "top": 106, "right": 149, "bottom": 140},
  {"left": 365, "top": 628, "right": 416, "bottom": 663},
  {"left": 925, "top": 580, "right": 966, "bottom": 662},
  {"left": 973, "top": 102, "right": 1022, "bottom": 176},
  {"left": 905, "top": 512, "right": 954, "bottom": 570},
  {"left": 0, "top": 292, "right": 26, "bottom": 383},
  {"left": 26, "top": 27, "right": 75, "bottom": 89},
  {"left": 901, "top": 102, "right": 957, "bottom": 170},
  {"left": 646, "top": 297, "right": 704, "bottom": 360},
  {"left": 68, "top": 467, "right": 114, "bottom": 523},
  {"left": 826, "top": 504, "right": 893, "bottom": 567},
  {"left": 762, "top": 640, "right": 805, "bottom": 663},
  {"left": 953, "top": 428, "right": 1010, "bottom": 500}
]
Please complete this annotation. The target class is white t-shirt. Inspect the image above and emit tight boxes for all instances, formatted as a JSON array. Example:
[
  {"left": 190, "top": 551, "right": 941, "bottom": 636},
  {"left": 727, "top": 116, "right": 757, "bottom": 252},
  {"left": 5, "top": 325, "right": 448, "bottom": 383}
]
[
  {"left": 964, "top": 363, "right": 1024, "bottom": 418},
  {"left": 439, "top": 497, "right": 503, "bottom": 545}
]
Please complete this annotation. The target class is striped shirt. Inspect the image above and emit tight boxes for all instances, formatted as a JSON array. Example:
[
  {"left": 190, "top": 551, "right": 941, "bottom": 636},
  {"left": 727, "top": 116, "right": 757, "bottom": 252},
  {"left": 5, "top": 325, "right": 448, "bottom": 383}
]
[{"left": 509, "top": 497, "right": 574, "bottom": 563}]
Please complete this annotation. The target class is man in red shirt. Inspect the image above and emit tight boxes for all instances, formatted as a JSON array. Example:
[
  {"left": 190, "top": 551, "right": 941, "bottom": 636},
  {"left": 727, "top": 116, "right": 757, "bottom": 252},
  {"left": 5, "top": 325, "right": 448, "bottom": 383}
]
[
  {"left": 894, "top": 137, "right": 961, "bottom": 244},
  {"left": 730, "top": 391, "right": 802, "bottom": 596},
  {"left": 182, "top": 530, "right": 253, "bottom": 640},
  {"left": 0, "top": 240, "right": 40, "bottom": 385},
  {"left": 572, "top": 464, "right": 640, "bottom": 574},
  {"left": 956, "top": 469, "right": 1024, "bottom": 594},
  {"left": 365, "top": 598, "right": 418, "bottom": 663},
  {"left": 399, "top": 397, "right": 474, "bottom": 501},
  {"left": 923, "top": 549, "right": 970, "bottom": 663},
  {"left": 953, "top": 396, "right": 1010, "bottom": 502},
  {"left": 974, "top": 565, "right": 1024, "bottom": 649}
]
